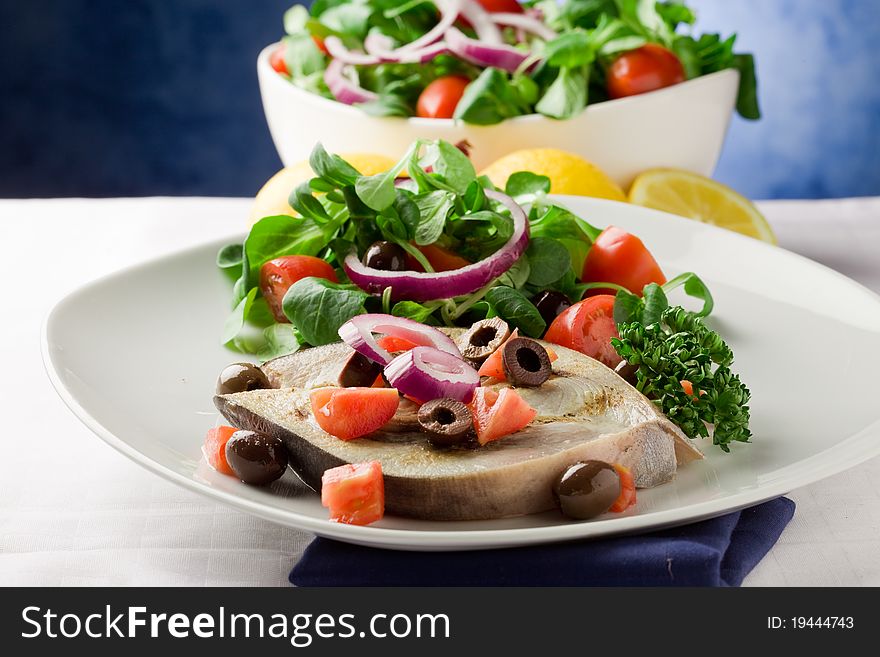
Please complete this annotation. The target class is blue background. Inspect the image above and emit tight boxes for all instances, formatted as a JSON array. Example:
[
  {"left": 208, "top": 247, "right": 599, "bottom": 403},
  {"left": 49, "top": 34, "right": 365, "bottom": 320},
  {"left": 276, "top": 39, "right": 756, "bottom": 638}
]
[{"left": 1, "top": 1, "right": 878, "bottom": 199}]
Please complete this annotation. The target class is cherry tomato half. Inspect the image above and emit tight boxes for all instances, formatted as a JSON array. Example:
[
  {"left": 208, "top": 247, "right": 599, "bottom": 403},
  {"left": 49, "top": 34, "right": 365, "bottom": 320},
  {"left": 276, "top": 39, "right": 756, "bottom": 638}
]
[
  {"left": 607, "top": 43, "right": 685, "bottom": 99},
  {"left": 582, "top": 226, "right": 666, "bottom": 296},
  {"left": 544, "top": 295, "right": 622, "bottom": 368},
  {"left": 259, "top": 256, "right": 339, "bottom": 323},
  {"left": 416, "top": 76, "right": 471, "bottom": 119}
]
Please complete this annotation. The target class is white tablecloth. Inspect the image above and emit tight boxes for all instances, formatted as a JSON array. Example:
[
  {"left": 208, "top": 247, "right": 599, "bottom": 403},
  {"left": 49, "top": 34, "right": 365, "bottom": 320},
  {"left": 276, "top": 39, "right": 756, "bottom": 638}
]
[{"left": 2, "top": 196, "right": 879, "bottom": 586}]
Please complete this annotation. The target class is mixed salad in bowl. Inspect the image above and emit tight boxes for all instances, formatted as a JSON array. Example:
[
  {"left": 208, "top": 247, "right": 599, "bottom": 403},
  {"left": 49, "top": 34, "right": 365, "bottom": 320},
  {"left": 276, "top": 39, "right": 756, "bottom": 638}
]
[
  {"left": 209, "top": 138, "right": 752, "bottom": 527},
  {"left": 270, "top": 0, "right": 759, "bottom": 123}
]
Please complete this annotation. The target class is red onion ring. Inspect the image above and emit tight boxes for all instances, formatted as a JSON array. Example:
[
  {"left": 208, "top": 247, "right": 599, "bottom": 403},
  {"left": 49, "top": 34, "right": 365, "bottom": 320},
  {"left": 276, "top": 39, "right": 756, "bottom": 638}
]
[
  {"left": 323, "top": 36, "right": 381, "bottom": 66},
  {"left": 397, "top": 41, "right": 451, "bottom": 63},
  {"left": 445, "top": 27, "right": 529, "bottom": 73},
  {"left": 343, "top": 189, "right": 530, "bottom": 301},
  {"left": 398, "top": 0, "right": 464, "bottom": 53},
  {"left": 490, "top": 12, "right": 558, "bottom": 41},
  {"left": 338, "top": 314, "right": 462, "bottom": 366},
  {"left": 324, "top": 58, "right": 378, "bottom": 105},
  {"left": 384, "top": 346, "right": 479, "bottom": 404},
  {"left": 365, "top": 33, "right": 451, "bottom": 64},
  {"left": 364, "top": 32, "right": 395, "bottom": 58},
  {"left": 459, "top": 1, "right": 503, "bottom": 44}
]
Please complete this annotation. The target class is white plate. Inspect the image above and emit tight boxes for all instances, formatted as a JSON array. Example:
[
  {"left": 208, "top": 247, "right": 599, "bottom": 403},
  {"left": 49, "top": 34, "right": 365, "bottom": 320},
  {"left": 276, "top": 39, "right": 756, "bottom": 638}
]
[{"left": 43, "top": 197, "right": 880, "bottom": 551}]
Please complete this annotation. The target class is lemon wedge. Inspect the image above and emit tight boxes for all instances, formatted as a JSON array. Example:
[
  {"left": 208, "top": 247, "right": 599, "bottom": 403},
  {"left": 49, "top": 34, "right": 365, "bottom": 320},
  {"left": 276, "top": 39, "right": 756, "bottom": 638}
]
[
  {"left": 628, "top": 169, "right": 776, "bottom": 244},
  {"left": 480, "top": 149, "right": 626, "bottom": 202},
  {"left": 248, "top": 154, "right": 397, "bottom": 226}
]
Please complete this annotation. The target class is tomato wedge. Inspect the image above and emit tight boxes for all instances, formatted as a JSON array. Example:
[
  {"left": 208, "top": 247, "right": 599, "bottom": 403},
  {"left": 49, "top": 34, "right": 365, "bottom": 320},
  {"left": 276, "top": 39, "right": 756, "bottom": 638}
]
[
  {"left": 477, "top": 329, "right": 518, "bottom": 378},
  {"left": 608, "top": 464, "right": 637, "bottom": 512},
  {"left": 470, "top": 387, "right": 537, "bottom": 445},
  {"left": 312, "top": 35, "right": 329, "bottom": 55},
  {"left": 544, "top": 295, "right": 622, "bottom": 368},
  {"left": 321, "top": 461, "right": 385, "bottom": 526},
  {"left": 477, "top": 330, "right": 560, "bottom": 380},
  {"left": 582, "top": 226, "right": 666, "bottom": 296},
  {"left": 269, "top": 45, "right": 288, "bottom": 75},
  {"left": 260, "top": 256, "right": 339, "bottom": 323},
  {"left": 203, "top": 426, "right": 237, "bottom": 476},
  {"left": 309, "top": 387, "right": 400, "bottom": 441}
]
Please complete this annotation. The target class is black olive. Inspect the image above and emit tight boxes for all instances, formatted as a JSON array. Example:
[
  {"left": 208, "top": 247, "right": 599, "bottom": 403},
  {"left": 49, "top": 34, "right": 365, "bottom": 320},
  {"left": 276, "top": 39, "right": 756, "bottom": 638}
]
[
  {"left": 216, "top": 363, "right": 270, "bottom": 395},
  {"left": 338, "top": 351, "right": 383, "bottom": 388},
  {"left": 363, "top": 241, "right": 408, "bottom": 271},
  {"left": 553, "top": 461, "right": 621, "bottom": 520},
  {"left": 458, "top": 317, "right": 511, "bottom": 363},
  {"left": 614, "top": 360, "right": 639, "bottom": 386},
  {"left": 225, "top": 430, "right": 289, "bottom": 485},
  {"left": 501, "top": 337, "right": 552, "bottom": 387},
  {"left": 531, "top": 290, "right": 572, "bottom": 326},
  {"left": 417, "top": 398, "right": 473, "bottom": 446}
]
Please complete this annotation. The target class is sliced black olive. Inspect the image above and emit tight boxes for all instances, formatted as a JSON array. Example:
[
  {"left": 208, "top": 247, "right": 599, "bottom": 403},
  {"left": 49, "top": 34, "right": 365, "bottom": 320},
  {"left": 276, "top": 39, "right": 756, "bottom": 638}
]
[
  {"left": 501, "top": 337, "right": 552, "bottom": 387},
  {"left": 216, "top": 363, "right": 270, "bottom": 395},
  {"left": 458, "top": 317, "right": 511, "bottom": 363},
  {"left": 225, "top": 430, "right": 289, "bottom": 486},
  {"left": 531, "top": 290, "right": 572, "bottom": 326},
  {"left": 363, "top": 241, "right": 408, "bottom": 271},
  {"left": 418, "top": 398, "right": 473, "bottom": 446},
  {"left": 553, "top": 461, "right": 621, "bottom": 520},
  {"left": 338, "top": 351, "right": 383, "bottom": 388},
  {"left": 614, "top": 360, "right": 639, "bottom": 386}
]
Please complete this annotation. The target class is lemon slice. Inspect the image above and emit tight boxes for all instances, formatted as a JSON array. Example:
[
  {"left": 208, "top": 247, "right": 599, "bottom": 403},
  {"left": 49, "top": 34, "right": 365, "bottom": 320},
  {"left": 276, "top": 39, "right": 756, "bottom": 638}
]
[
  {"left": 248, "top": 154, "right": 397, "bottom": 227},
  {"left": 628, "top": 169, "right": 776, "bottom": 244},
  {"left": 480, "top": 149, "right": 626, "bottom": 202}
]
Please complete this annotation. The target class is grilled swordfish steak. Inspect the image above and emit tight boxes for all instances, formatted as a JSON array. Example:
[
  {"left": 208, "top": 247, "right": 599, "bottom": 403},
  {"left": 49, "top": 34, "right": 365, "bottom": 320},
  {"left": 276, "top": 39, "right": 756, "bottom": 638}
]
[{"left": 215, "top": 337, "right": 703, "bottom": 521}]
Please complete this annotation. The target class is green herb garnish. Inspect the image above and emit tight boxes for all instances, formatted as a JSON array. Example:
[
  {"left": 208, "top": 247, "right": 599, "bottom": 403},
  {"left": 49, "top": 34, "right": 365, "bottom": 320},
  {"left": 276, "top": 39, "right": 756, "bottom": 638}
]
[{"left": 612, "top": 305, "right": 751, "bottom": 451}]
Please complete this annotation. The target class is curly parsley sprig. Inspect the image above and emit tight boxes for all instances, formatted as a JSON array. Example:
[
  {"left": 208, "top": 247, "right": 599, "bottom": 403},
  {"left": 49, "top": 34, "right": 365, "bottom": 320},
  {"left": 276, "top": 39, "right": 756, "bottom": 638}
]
[{"left": 612, "top": 306, "right": 752, "bottom": 452}]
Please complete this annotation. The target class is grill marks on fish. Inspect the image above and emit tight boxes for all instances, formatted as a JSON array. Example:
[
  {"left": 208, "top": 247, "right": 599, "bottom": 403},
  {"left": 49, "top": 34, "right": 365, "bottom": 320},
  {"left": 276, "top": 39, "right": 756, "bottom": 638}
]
[{"left": 214, "top": 336, "right": 702, "bottom": 521}]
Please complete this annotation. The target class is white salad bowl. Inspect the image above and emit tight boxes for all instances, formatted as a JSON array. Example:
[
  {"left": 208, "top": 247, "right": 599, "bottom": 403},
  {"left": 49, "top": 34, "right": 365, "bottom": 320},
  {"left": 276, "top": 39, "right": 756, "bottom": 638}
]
[{"left": 258, "top": 44, "right": 740, "bottom": 186}]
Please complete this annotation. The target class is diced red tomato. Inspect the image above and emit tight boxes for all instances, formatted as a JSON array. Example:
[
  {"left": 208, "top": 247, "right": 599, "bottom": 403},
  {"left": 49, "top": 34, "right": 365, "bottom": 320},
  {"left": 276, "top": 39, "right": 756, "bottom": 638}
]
[
  {"left": 582, "top": 226, "right": 666, "bottom": 296},
  {"left": 477, "top": 329, "right": 519, "bottom": 378},
  {"left": 416, "top": 76, "right": 471, "bottom": 119},
  {"left": 607, "top": 43, "right": 685, "bottom": 99},
  {"left": 260, "top": 256, "right": 339, "bottom": 323},
  {"left": 269, "top": 45, "right": 288, "bottom": 75},
  {"left": 470, "top": 387, "right": 537, "bottom": 445},
  {"left": 680, "top": 380, "right": 705, "bottom": 398},
  {"left": 477, "top": 331, "right": 558, "bottom": 381},
  {"left": 203, "top": 426, "right": 237, "bottom": 476},
  {"left": 376, "top": 335, "right": 420, "bottom": 353},
  {"left": 608, "top": 464, "right": 637, "bottom": 512},
  {"left": 544, "top": 295, "right": 622, "bottom": 368},
  {"left": 321, "top": 461, "right": 385, "bottom": 526},
  {"left": 309, "top": 387, "right": 400, "bottom": 441}
]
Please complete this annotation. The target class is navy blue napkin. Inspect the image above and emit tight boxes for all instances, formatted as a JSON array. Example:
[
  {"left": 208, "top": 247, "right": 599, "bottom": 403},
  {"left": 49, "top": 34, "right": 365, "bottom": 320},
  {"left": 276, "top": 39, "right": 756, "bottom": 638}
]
[{"left": 290, "top": 497, "right": 794, "bottom": 587}]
